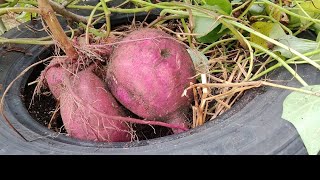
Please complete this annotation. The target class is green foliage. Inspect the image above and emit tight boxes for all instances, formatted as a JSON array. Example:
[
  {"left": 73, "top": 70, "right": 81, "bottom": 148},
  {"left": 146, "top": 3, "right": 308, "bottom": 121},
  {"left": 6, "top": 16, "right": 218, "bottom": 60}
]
[
  {"left": 282, "top": 85, "right": 320, "bottom": 155},
  {"left": 194, "top": 0, "right": 231, "bottom": 43}
]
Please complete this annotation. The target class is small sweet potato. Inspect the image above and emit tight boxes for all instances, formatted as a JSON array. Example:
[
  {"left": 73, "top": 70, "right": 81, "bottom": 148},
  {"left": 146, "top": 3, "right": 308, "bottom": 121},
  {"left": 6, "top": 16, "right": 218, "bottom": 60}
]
[
  {"left": 45, "top": 64, "right": 131, "bottom": 142},
  {"left": 44, "top": 58, "right": 66, "bottom": 98}
]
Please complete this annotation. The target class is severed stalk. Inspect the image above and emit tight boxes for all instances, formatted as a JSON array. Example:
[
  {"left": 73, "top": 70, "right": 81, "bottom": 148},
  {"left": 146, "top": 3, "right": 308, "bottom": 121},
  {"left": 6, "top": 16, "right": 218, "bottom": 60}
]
[{"left": 38, "top": 0, "right": 78, "bottom": 60}]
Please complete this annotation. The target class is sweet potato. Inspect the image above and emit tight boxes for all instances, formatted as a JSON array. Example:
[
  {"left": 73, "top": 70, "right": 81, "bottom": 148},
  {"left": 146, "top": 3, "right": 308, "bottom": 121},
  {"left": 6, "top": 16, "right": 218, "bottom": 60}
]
[
  {"left": 45, "top": 65, "right": 131, "bottom": 142},
  {"left": 44, "top": 58, "right": 66, "bottom": 98},
  {"left": 106, "top": 28, "right": 196, "bottom": 133}
]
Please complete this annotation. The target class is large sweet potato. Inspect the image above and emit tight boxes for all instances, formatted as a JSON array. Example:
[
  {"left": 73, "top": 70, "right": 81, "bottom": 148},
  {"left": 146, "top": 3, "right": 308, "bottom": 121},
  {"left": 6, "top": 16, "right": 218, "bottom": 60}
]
[
  {"left": 45, "top": 65, "right": 131, "bottom": 142},
  {"left": 106, "top": 28, "right": 196, "bottom": 133}
]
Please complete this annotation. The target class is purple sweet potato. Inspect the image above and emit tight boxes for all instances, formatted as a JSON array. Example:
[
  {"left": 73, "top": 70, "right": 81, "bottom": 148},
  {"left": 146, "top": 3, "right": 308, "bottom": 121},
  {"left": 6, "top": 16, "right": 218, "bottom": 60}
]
[
  {"left": 45, "top": 64, "right": 131, "bottom": 142},
  {"left": 44, "top": 58, "right": 66, "bottom": 98},
  {"left": 106, "top": 28, "right": 196, "bottom": 133}
]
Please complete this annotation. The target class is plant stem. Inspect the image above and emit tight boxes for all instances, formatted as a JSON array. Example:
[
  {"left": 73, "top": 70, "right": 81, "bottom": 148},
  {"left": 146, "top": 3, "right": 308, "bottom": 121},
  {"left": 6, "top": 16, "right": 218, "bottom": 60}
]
[
  {"left": 189, "top": 81, "right": 320, "bottom": 98},
  {"left": 220, "top": 18, "right": 248, "bottom": 49},
  {"left": 8, "top": 0, "right": 18, "bottom": 7},
  {"left": 228, "top": 20, "right": 320, "bottom": 70},
  {"left": 0, "top": 7, "right": 40, "bottom": 16},
  {"left": 176, "top": 2, "right": 248, "bottom": 48},
  {"left": 201, "top": 37, "right": 239, "bottom": 53},
  {"left": 100, "top": 0, "right": 111, "bottom": 38},
  {"left": 251, "top": 48, "right": 320, "bottom": 81},
  {"left": 38, "top": 0, "right": 78, "bottom": 60},
  {"left": 261, "top": 0, "right": 320, "bottom": 24},
  {"left": 250, "top": 62, "right": 281, "bottom": 81},
  {"left": 148, "top": 14, "right": 187, "bottom": 27},
  {"left": 62, "top": 0, "right": 76, "bottom": 7},
  {"left": 115, "top": 0, "right": 130, "bottom": 8},
  {"left": 5, "top": 0, "right": 37, "bottom": 5},
  {"left": 0, "top": 19, "right": 6, "bottom": 34},
  {"left": 294, "top": 0, "right": 312, "bottom": 19},
  {"left": 131, "top": 0, "right": 185, "bottom": 10},
  {"left": 48, "top": 0, "right": 87, "bottom": 23},
  {"left": 250, "top": 42, "right": 308, "bottom": 86},
  {"left": 79, "top": 23, "right": 105, "bottom": 37},
  {"left": 261, "top": 81, "right": 320, "bottom": 96},
  {"left": 231, "top": 0, "right": 252, "bottom": 14},
  {"left": 0, "top": 37, "right": 53, "bottom": 45},
  {"left": 158, "top": 3, "right": 248, "bottom": 49},
  {"left": 288, "top": 60, "right": 320, "bottom": 64},
  {"left": 238, "top": 0, "right": 255, "bottom": 19},
  {"left": 239, "top": 31, "right": 254, "bottom": 81},
  {"left": 287, "top": 49, "right": 320, "bottom": 63},
  {"left": 4, "top": 0, "right": 154, "bottom": 14},
  {"left": 250, "top": 15, "right": 293, "bottom": 35},
  {"left": 3, "top": 0, "right": 87, "bottom": 22},
  {"left": 71, "top": 4, "right": 154, "bottom": 13},
  {"left": 181, "top": 18, "right": 193, "bottom": 47},
  {"left": 0, "top": 3, "right": 8, "bottom": 7},
  {"left": 85, "top": 2, "right": 101, "bottom": 44},
  {"left": 159, "top": 9, "right": 207, "bottom": 17},
  {"left": 293, "top": 15, "right": 320, "bottom": 36}
]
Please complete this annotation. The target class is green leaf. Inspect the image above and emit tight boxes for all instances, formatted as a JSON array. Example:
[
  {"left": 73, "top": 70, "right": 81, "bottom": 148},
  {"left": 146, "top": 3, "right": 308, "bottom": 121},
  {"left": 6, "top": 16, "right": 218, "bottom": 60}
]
[
  {"left": 195, "top": 22, "right": 228, "bottom": 43},
  {"left": 249, "top": 4, "right": 266, "bottom": 15},
  {"left": 250, "top": 22, "right": 286, "bottom": 49},
  {"left": 187, "top": 48, "right": 209, "bottom": 73},
  {"left": 299, "top": 1, "right": 320, "bottom": 14},
  {"left": 204, "top": 0, "right": 232, "bottom": 14},
  {"left": 194, "top": 10, "right": 223, "bottom": 43},
  {"left": 194, "top": 0, "right": 231, "bottom": 43},
  {"left": 313, "top": 0, "right": 320, "bottom": 8},
  {"left": 312, "top": 23, "right": 320, "bottom": 34},
  {"left": 266, "top": 3, "right": 282, "bottom": 21},
  {"left": 16, "top": 3, "right": 38, "bottom": 22},
  {"left": 273, "top": 35, "right": 319, "bottom": 59},
  {"left": 194, "top": 10, "right": 221, "bottom": 38},
  {"left": 291, "top": 1, "right": 320, "bottom": 26},
  {"left": 0, "top": 19, "right": 6, "bottom": 35},
  {"left": 282, "top": 85, "right": 320, "bottom": 155},
  {"left": 288, "top": 8, "right": 303, "bottom": 28}
]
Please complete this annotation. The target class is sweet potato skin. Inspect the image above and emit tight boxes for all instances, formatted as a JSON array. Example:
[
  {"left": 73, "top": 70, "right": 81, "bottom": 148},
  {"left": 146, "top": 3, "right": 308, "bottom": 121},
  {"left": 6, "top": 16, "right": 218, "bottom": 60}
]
[
  {"left": 46, "top": 66, "right": 131, "bottom": 142},
  {"left": 107, "top": 28, "right": 196, "bottom": 129},
  {"left": 44, "top": 58, "right": 66, "bottom": 98}
]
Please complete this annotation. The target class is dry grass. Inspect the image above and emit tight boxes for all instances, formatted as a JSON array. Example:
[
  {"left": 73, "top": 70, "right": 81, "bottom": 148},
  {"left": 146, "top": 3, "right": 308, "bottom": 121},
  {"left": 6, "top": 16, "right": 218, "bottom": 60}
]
[{"left": 151, "top": 18, "right": 258, "bottom": 128}]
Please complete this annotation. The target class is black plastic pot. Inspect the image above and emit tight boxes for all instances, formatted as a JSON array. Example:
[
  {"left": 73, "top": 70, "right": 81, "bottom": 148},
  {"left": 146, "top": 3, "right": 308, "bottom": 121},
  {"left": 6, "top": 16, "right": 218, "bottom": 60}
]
[{"left": 1, "top": 2, "right": 319, "bottom": 154}]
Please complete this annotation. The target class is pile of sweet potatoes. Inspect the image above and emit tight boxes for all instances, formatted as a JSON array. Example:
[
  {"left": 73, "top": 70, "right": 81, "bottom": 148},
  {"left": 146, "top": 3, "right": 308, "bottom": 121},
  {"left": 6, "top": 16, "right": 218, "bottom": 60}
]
[{"left": 43, "top": 28, "right": 196, "bottom": 142}]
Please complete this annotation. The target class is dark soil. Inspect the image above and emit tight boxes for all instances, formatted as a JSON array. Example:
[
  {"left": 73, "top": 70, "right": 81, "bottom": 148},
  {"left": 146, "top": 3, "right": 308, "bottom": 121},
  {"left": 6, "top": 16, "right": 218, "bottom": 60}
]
[
  {"left": 21, "top": 63, "right": 173, "bottom": 141},
  {"left": 22, "top": 63, "right": 66, "bottom": 133}
]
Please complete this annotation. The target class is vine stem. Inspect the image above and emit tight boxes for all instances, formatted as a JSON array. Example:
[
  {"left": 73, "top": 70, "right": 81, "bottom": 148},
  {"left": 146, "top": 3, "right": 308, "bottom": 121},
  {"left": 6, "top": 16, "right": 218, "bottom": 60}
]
[
  {"left": 0, "top": 7, "right": 40, "bottom": 15},
  {"left": 250, "top": 42, "right": 308, "bottom": 86},
  {"left": 5, "top": 0, "right": 154, "bottom": 13},
  {"left": 185, "top": 81, "right": 320, "bottom": 99},
  {"left": 250, "top": 49, "right": 320, "bottom": 81},
  {"left": 100, "top": 0, "right": 111, "bottom": 38},
  {"left": 228, "top": 20, "right": 320, "bottom": 70},
  {"left": 48, "top": 0, "right": 87, "bottom": 23},
  {"left": 0, "top": 37, "right": 53, "bottom": 45},
  {"left": 261, "top": 0, "right": 320, "bottom": 24},
  {"left": 38, "top": 0, "right": 78, "bottom": 60}
]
